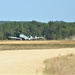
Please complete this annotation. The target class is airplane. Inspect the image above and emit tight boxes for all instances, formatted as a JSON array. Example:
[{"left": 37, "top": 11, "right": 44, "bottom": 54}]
[
  {"left": 8, "top": 34, "right": 44, "bottom": 40},
  {"left": 19, "top": 34, "right": 44, "bottom": 40}
]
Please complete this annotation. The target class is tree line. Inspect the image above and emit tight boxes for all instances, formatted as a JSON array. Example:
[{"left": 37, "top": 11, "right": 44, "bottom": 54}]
[{"left": 0, "top": 20, "right": 75, "bottom": 40}]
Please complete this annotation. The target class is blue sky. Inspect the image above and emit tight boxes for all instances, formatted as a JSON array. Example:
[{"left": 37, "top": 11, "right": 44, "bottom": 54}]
[{"left": 0, "top": 0, "right": 75, "bottom": 22}]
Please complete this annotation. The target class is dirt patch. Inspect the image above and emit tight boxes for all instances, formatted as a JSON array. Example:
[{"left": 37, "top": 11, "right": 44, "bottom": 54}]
[{"left": 0, "top": 48, "right": 75, "bottom": 74}]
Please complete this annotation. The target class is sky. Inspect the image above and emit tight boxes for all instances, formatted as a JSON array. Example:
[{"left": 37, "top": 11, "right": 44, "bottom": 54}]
[{"left": 0, "top": 0, "right": 75, "bottom": 22}]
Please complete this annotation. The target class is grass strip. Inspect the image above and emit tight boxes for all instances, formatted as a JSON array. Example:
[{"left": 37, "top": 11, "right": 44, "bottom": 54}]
[{"left": 0, "top": 44, "right": 75, "bottom": 50}]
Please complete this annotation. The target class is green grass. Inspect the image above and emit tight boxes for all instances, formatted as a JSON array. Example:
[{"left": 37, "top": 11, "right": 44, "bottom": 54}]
[
  {"left": 0, "top": 44, "right": 75, "bottom": 50},
  {"left": 43, "top": 53, "right": 75, "bottom": 75}
]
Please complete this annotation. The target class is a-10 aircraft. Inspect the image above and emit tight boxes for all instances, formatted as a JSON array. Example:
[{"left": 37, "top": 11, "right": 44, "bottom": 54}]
[{"left": 8, "top": 34, "right": 44, "bottom": 40}]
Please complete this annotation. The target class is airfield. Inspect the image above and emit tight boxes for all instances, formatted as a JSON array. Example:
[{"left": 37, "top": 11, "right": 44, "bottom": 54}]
[{"left": 0, "top": 40, "right": 75, "bottom": 74}]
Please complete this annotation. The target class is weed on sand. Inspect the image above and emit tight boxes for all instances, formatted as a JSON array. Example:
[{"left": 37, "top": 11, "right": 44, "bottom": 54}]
[{"left": 43, "top": 53, "right": 75, "bottom": 75}]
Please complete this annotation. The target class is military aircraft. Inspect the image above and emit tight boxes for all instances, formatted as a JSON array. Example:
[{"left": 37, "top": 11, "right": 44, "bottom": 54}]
[{"left": 8, "top": 34, "right": 44, "bottom": 40}]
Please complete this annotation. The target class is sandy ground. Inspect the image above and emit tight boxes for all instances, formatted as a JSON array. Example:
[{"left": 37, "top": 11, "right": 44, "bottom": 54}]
[
  {"left": 0, "top": 48, "right": 75, "bottom": 75},
  {"left": 0, "top": 40, "right": 75, "bottom": 44}
]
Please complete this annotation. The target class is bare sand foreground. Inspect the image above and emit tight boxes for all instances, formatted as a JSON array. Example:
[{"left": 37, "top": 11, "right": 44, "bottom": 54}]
[{"left": 0, "top": 48, "right": 75, "bottom": 75}]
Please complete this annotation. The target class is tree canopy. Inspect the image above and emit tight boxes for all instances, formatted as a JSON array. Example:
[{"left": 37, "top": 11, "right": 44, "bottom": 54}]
[{"left": 0, "top": 21, "right": 75, "bottom": 40}]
